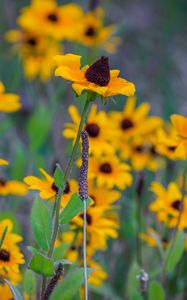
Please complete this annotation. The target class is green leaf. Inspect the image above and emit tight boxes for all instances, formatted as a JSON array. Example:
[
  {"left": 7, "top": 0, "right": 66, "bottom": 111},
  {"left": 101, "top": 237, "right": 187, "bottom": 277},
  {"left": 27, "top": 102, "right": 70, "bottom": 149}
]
[
  {"left": 31, "top": 197, "right": 52, "bottom": 251},
  {"left": 27, "top": 246, "right": 38, "bottom": 255},
  {"left": 148, "top": 281, "right": 165, "bottom": 300},
  {"left": 54, "top": 164, "right": 65, "bottom": 188},
  {"left": 4, "top": 279, "right": 24, "bottom": 300},
  {"left": 60, "top": 194, "right": 91, "bottom": 224},
  {"left": 23, "top": 270, "right": 36, "bottom": 297},
  {"left": 51, "top": 268, "right": 92, "bottom": 300},
  {"left": 0, "top": 226, "right": 8, "bottom": 249},
  {"left": 27, "top": 104, "right": 52, "bottom": 151},
  {"left": 165, "top": 231, "right": 184, "bottom": 273},
  {"left": 89, "top": 282, "right": 121, "bottom": 300},
  {"left": 53, "top": 243, "right": 70, "bottom": 261},
  {"left": 29, "top": 253, "right": 54, "bottom": 277}
]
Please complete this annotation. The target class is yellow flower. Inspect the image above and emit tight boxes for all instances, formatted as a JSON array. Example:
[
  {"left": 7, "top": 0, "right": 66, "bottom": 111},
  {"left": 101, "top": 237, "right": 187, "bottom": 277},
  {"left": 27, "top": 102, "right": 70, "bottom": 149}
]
[
  {"left": 61, "top": 179, "right": 78, "bottom": 208},
  {"left": 72, "top": 207, "right": 119, "bottom": 243},
  {"left": 87, "top": 260, "right": 107, "bottom": 287},
  {"left": 24, "top": 168, "right": 57, "bottom": 200},
  {"left": 75, "top": 7, "right": 121, "bottom": 53},
  {"left": 0, "top": 178, "right": 27, "bottom": 197},
  {"left": 150, "top": 181, "right": 187, "bottom": 229},
  {"left": 88, "top": 179, "right": 121, "bottom": 208},
  {"left": 110, "top": 96, "right": 163, "bottom": 142},
  {"left": 140, "top": 228, "right": 168, "bottom": 249},
  {"left": 6, "top": 29, "right": 61, "bottom": 81},
  {"left": 0, "top": 219, "right": 23, "bottom": 251},
  {"left": 0, "top": 159, "right": 9, "bottom": 166},
  {"left": 0, "top": 246, "right": 24, "bottom": 274},
  {"left": 54, "top": 54, "right": 135, "bottom": 98},
  {"left": 0, "top": 82, "right": 21, "bottom": 113},
  {"left": 18, "top": 0, "right": 83, "bottom": 41},
  {"left": 171, "top": 114, "right": 187, "bottom": 159},
  {"left": 64, "top": 105, "right": 117, "bottom": 156},
  {"left": 89, "top": 154, "right": 132, "bottom": 189},
  {"left": 0, "top": 284, "right": 13, "bottom": 300}
]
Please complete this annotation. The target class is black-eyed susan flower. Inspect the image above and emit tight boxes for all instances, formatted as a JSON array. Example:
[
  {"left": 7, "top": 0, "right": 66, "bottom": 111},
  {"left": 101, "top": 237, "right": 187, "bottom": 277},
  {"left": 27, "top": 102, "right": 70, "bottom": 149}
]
[
  {"left": 61, "top": 179, "right": 78, "bottom": 208},
  {"left": 24, "top": 168, "right": 57, "bottom": 200},
  {"left": 75, "top": 7, "right": 121, "bottom": 53},
  {"left": 140, "top": 228, "right": 168, "bottom": 249},
  {"left": 0, "top": 246, "right": 24, "bottom": 274},
  {"left": 88, "top": 154, "right": 132, "bottom": 189},
  {"left": 87, "top": 260, "right": 107, "bottom": 287},
  {"left": 171, "top": 114, "right": 187, "bottom": 159},
  {"left": 64, "top": 105, "right": 117, "bottom": 156},
  {"left": 6, "top": 30, "right": 61, "bottom": 81},
  {"left": 88, "top": 179, "right": 121, "bottom": 208},
  {"left": 0, "top": 178, "right": 27, "bottom": 197},
  {"left": 0, "top": 82, "right": 21, "bottom": 113},
  {"left": 0, "top": 159, "right": 9, "bottom": 166},
  {"left": 54, "top": 54, "right": 135, "bottom": 98},
  {"left": 18, "top": 0, "right": 83, "bottom": 41},
  {"left": 149, "top": 181, "right": 187, "bottom": 229},
  {"left": 0, "top": 219, "right": 23, "bottom": 251},
  {"left": 0, "top": 284, "right": 14, "bottom": 300},
  {"left": 110, "top": 96, "right": 163, "bottom": 142}
]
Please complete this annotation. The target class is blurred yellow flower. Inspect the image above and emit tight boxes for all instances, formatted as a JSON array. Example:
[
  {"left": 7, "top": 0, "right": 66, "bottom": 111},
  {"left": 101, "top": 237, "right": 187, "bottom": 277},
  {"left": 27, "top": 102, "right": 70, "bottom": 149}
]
[
  {"left": 54, "top": 54, "right": 135, "bottom": 98},
  {"left": 87, "top": 260, "right": 108, "bottom": 287},
  {"left": 0, "top": 82, "right": 21, "bottom": 113},
  {"left": 0, "top": 284, "right": 13, "bottom": 300},
  {"left": 64, "top": 105, "right": 116, "bottom": 156},
  {"left": 6, "top": 29, "right": 61, "bottom": 81},
  {"left": 0, "top": 159, "right": 9, "bottom": 166},
  {"left": 0, "top": 219, "right": 23, "bottom": 251},
  {"left": 89, "top": 154, "right": 132, "bottom": 189},
  {"left": 0, "top": 178, "right": 27, "bottom": 196},
  {"left": 75, "top": 7, "right": 121, "bottom": 53},
  {"left": 18, "top": 0, "right": 83, "bottom": 41},
  {"left": 61, "top": 179, "right": 78, "bottom": 208},
  {"left": 150, "top": 181, "right": 187, "bottom": 229},
  {"left": 0, "top": 246, "right": 24, "bottom": 274},
  {"left": 140, "top": 228, "right": 168, "bottom": 249},
  {"left": 171, "top": 114, "right": 187, "bottom": 159}
]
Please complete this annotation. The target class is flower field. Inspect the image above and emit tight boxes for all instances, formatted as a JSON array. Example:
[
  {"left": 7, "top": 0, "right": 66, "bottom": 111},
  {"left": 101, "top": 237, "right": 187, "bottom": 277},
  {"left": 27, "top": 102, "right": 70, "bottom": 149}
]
[{"left": 0, "top": 0, "right": 187, "bottom": 299}]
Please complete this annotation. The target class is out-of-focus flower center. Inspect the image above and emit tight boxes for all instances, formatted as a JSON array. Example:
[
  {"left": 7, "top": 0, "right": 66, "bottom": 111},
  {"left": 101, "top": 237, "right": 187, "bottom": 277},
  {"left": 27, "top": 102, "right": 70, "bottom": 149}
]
[
  {"left": 27, "top": 37, "right": 37, "bottom": 46},
  {"left": 0, "top": 178, "right": 6, "bottom": 186},
  {"left": 168, "top": 146, "right": 176, "bottom": 152},
  {"left": 51, "top": 182, "right": 59, "bottom": 193},
  {"left": 99, "top": 162, "right": 112, "bottom": 174},
  {"left": 64, "top": 181, "right": 70, "bottom": 194},
  {"left": 0, "top": 249, "right": 10, "bottom": 262},
  {"left": 47, "top": 13, "right": 58, "bottom": 22},
  {"left": 85, "top": 26, "right": 96, "bottom": 37},
  {"left": 134, "top": 145, "right": 144, "bottom": 153},
  {"left": 80, "top": 213, "right": 92, "bottom": 225},
  {"left": 121, "top": 118, "right": 134, "bottom": 130},
  {"left": 85, "top": 56, "right": 110, "bottom": 87},
  {"left": 171, "top": 200, "right": 182, "bottom": 211},
  {"left": 85, "top": 123, "right": 100, "bottom": 137}
]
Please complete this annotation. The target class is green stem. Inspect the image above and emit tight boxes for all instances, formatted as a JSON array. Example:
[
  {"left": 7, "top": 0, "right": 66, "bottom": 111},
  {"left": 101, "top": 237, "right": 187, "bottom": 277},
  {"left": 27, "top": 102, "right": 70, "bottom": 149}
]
[
  {"left": 135, "top": 194, "right": 143, "bottom": 267},
  {"left": 41, "top": 95, "right": 91, "bottom": 298}
]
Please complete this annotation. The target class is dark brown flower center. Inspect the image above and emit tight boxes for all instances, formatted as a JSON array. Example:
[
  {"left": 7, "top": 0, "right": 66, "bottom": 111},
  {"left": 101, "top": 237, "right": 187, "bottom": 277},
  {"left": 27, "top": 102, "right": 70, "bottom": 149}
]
[
  {"left": 150, "top": 146, "right": 157, "bottom": 155},
  {"left": 27, "top": 37, "right": 37, "bottom": 46},
  {"left": 85, "top": 26, "right": 96, "bottom": 37},
  {"left": 51, "top": 182, "right": 59, "bottom": 193},
  {"left": 85, "top": 56, "right": 110, "bottom": 87},
  {"left": 171, "top": 200, "right": 182, "bottom": 211},
  {"left": 134, "top": 145, "right": 144, "bottom": 153},
  {"left": 100, "top": 162, "right": 112, "bottom": 174},
  {"left": 121, "top": 118, "right": 134, "bottom": 130},
  {"left": 47, "top": 13, "right": 58, "bottom": 22},
  {"left": 85, "top": 123, "right": 100, "bottom": 137},
  {"left": 168, "top": 146, "right": 176, "bottom": 152},
  {"left": 63, "top": 181, "right": 70, "bottom": 194},
  {"left": 0, "top": 178, "right": 6, "bottom": 186},
  {"left": 80, "top": 213, "right": 92, "bottom": 225},
  {"left": 0, "top": 249, "right": 10, "bottom": 262}
]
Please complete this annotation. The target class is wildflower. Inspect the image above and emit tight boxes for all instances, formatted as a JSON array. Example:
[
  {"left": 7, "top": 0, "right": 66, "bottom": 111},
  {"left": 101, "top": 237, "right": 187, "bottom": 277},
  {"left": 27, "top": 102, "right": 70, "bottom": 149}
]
[
  {"left": 17, "top": 1, "right": 83, "bottom": 41},
  {"left": 54, "top": 54, "right": 135, "bottom": 98},
  {"left": 150, "top": 181, "right": 187, "bottom": 229},
  {"left": 24, "top": 168, "right": 57, "bottom": 200},
  {"left": 6, "top": 30, "right": 61, "bottom": 81},
  {"left": 0, "top": 82, "right": 21, "bottom": 113},
  {"left": 0, "top": 178, "right": 27, "bottom": 197},
  {"left": 0, "top": 159, "right": 9, "bottom": 166},
  {"left": 0, "top": 284, "right": 13, "bottom": 300},
  {"left": 61, "top": 179, "right": 78, "bottom": 208},
  {"left": 110, "top": 96, "right": 163, "bottom": 141},
  {"left": 88, "top": 179, "right": 121, "bottom": 208},
  {"left": 89, "top": 154, "right": 132, "bottom": 189},
  {"left": 87, "top": 260, "right": 107, "bottom": 287},
  {"left": 171, "top": 114, "right": 187, "bottom": 159},
  {"left": 75, "top": 7, "right": 121, "bottom": 53},
  {"left": 140, "top": 228, "right": 168, "bottom": 249},
  {"left": 0, "top": 246, "right": 24, "bottom": 273},
  {"left": 0, "top": 219, "right": 23, "bottom": 251},
  {"left": 64, "top": 105, "right": 116, "bottom": 156}
]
